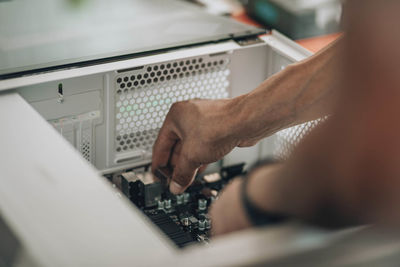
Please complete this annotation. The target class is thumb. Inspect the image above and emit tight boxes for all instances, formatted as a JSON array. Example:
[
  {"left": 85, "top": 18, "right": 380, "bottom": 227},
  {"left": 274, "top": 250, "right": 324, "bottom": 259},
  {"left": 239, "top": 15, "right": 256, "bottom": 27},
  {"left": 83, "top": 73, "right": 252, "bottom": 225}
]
[{"left": 169, "top": 155, "right": 200, "bottom": 194}]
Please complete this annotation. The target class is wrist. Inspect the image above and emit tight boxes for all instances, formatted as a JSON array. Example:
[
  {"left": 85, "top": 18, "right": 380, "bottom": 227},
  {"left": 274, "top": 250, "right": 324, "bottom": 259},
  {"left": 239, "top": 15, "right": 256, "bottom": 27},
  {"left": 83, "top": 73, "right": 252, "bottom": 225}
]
[
  {"left": 233, "top": 64, "right": 306, "bottom": 145},
  {"left": 241, "top": 163, "right": 289, "bottom": 226},
  {"left": 218, "top": 94, "right": 250, "bottom": 145},
  {"left": 225, "top": 93, "right": 270, "bottom": 146},
  {"left": 246, "top": 163, "right": 284, "bottom": 214},
  {"left": 209, "top": 178, "right": 253, "bottom": 236}
]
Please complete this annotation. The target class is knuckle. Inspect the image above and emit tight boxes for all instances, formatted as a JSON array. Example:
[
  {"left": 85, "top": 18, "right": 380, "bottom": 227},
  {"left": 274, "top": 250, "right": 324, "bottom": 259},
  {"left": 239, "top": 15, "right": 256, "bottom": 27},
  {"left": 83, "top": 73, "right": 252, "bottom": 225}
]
[
  {"left": 170, "top": 101, "right": 186, "bottom": 112},
  {"left": 168, "top": 102, "right": 188, "bottom": 121},
  {"left": 170, "top": 102, "right": 179, "bottom": 111},
  {"left": 182, "top": 151, "right": 200, "bottom": 168},
  {"left": 173, "top": 173, "right": 190, "bottom": 187}
]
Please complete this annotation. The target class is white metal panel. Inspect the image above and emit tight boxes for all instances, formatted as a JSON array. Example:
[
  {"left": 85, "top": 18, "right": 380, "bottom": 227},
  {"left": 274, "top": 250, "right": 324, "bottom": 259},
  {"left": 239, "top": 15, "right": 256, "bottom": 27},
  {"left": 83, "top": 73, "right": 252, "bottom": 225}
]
[
  {"left": 0, "top": 92, "right": 175, "bottom": 267},
  {"left": 0, "top": 41, "right": 240, "bottom": 92},
  {"left": 261, "top": 30, "right": 313, "bottom": 62}
]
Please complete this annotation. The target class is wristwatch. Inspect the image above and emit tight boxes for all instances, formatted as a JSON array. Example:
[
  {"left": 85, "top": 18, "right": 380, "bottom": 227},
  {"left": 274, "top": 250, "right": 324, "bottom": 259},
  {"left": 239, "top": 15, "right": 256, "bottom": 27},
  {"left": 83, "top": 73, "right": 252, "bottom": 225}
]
[{"left": 241, "top": 159, "right": 289, "bottom": 226}]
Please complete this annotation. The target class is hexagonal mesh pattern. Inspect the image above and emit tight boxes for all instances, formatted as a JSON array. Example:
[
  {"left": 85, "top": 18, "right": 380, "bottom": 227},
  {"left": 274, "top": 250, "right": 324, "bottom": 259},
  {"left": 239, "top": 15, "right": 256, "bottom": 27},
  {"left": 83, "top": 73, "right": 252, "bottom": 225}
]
[
  {"left": 275, "top": 118, "right": 325, "bottom": 159},
  {"left": 81, "top": 129, "right": 91, "bottom": 162},
  {"left": 114, "top": 56, "right": 230, "bottom": 154}
]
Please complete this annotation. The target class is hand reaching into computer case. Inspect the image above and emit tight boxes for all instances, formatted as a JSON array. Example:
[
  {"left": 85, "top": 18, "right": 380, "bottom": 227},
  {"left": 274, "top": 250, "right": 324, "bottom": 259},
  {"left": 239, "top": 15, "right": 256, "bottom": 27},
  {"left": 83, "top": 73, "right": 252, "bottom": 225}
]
[
  {"left": 152, "top": 31, "right": 341, "bottom": 195},
  {"left": 152, "top": 98, "right": 248, "bottom": 195},
  {"left": 154, "top": 0, "right": 400, "bottom": 238}
]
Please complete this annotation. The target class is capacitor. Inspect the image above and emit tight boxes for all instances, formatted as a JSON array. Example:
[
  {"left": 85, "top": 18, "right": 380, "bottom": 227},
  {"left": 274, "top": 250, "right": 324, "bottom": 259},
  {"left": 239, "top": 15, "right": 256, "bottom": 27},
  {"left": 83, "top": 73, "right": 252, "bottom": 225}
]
[
  {"left": 164, "top": 199, "right": 172, "bottom": 210},
  {"left": 198, "top": 219, "right": 206, "bottom": 231},
  {"left": 183, "top": 192, "right": 190, "bottom": 204},
  {"left": 198, "top": 198, "right": 207, "bottom": 211},
  {"left": 176, "top": 194, "right": 184, "bottom": 205},
  {"left": 205, "top": 218, "right": 211, "bottom": 230},
  {"left": 189, "top": 216, "right": 198, "bottom": 225},
  {"left": 181, "top": 217, "right": 190, "bottom": 227},
  {"left": 157, "top": 200, "right": 164, "bottom": 210}
]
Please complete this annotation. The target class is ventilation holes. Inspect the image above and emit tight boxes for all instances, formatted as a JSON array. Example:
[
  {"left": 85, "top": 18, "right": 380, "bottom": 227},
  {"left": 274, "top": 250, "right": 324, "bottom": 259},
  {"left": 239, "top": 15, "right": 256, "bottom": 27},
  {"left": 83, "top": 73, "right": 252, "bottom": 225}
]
[
  {"left": 275, "top": 118, "right": 326, "bottom": 160},
  {"left": 81, "top": 131, "right": 91, "bottom": 161},
  {"left": 114, "top": 56, "right": 230, "bottom": 154}
]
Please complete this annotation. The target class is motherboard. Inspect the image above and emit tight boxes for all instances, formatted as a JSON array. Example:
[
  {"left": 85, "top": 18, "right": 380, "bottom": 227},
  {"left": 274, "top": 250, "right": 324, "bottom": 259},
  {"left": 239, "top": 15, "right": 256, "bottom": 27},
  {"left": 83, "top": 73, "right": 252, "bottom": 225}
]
[{"left": 105, "top": 163, "right": 245, "bottom": 248}]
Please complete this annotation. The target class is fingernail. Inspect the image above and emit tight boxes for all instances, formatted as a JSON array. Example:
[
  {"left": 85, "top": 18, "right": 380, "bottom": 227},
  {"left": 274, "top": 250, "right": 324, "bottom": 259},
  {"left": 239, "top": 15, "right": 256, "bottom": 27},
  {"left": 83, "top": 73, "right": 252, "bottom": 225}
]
[{"left": 170, "top": 181, "right": 183, "bottom": 194}]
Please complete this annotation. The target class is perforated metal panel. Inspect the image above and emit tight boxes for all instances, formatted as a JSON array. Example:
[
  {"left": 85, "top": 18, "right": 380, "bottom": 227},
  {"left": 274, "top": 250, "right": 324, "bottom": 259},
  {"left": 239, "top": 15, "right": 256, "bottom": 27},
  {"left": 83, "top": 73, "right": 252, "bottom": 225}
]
[
  {"left": 50, "top": 110, "right": 100, "bottom": 163},
  {"left": 114, "top": 55, "right": 231, "bottom": 155},
  {"left": 275, "top": 118, "right": 325, "bottom": 159},
  {"left": 80, "top": 128, "right": 92, "bottom": 162}
]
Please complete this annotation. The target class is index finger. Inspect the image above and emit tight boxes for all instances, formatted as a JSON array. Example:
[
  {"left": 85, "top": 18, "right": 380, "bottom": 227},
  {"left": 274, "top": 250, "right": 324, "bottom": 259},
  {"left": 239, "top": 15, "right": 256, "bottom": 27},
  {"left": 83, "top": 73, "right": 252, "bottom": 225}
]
[{"left": 151, "top": 124, "right": 178, "bottom": 174}]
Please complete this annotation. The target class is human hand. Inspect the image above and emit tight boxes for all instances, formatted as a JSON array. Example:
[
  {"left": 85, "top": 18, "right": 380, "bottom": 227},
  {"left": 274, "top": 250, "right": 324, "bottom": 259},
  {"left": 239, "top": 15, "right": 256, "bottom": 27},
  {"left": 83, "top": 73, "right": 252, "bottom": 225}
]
[
  {"left": 209, "top": 178, "right": 252, "bottom": 236},
  {"left": 210, "top": 164, "right": 284, "bottom": 236},
  {"left": 152, "top": 98, "right": 245, "bottom": 194}
]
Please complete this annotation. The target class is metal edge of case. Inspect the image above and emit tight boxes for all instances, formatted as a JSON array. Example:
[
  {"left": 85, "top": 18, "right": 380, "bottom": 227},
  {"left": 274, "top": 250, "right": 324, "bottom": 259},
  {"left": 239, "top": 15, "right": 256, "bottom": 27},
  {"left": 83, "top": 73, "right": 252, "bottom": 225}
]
[{"left": 261, "top": 30, "right": 313, "bottom": 61}]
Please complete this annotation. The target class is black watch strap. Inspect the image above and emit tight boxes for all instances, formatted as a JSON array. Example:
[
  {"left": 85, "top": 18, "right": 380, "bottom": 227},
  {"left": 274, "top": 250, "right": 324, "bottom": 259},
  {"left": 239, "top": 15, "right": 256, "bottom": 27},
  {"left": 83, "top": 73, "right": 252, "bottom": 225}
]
[{"left": 241, "top": 163, "right": 289, "bottom": 226}]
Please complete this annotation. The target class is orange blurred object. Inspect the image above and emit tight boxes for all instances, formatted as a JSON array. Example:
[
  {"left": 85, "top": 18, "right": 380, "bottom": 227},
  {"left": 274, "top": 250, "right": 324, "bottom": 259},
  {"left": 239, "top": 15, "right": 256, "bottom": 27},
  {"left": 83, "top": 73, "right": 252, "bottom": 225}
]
[
  {"left": 297, "top": 33, "right": 342, "bottom": 53},
  {"left": 232, "top": 11, "right": 342, "bottom": 53}
]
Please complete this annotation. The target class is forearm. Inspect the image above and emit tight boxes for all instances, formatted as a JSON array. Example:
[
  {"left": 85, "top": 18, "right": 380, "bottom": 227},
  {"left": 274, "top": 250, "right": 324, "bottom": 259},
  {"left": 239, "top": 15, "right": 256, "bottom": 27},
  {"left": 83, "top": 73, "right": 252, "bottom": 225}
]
[
  {"left": 231, "top": 37, "right": 343, "bottom": 144},
  {"left": 244, "top": 0, "right": 400, "bottom": 227},
  {"left": 245, "top": 160, "right": 361, "bottom": 228},
  {"left": 210, "top": 161, "right": 334, "bottom": 236},
  {"left": 213, "top": 1, "right": 400, "bottom": 235},
  {"left": 223, "top": 38, "right": 345, "bottom": 224},
  {"left": 245, "top": 163, "right": 316, "bottom": 216}
]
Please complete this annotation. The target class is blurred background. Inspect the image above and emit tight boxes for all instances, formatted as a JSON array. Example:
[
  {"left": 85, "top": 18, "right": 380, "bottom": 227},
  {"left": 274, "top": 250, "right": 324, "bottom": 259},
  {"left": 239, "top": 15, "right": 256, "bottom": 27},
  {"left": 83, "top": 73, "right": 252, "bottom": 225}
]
[
  {"left": 65, "top": 0, "right": 343, "bottom": 40},
  {"left": 183, "top": 0, "right": 343, "bottom": 39}
]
